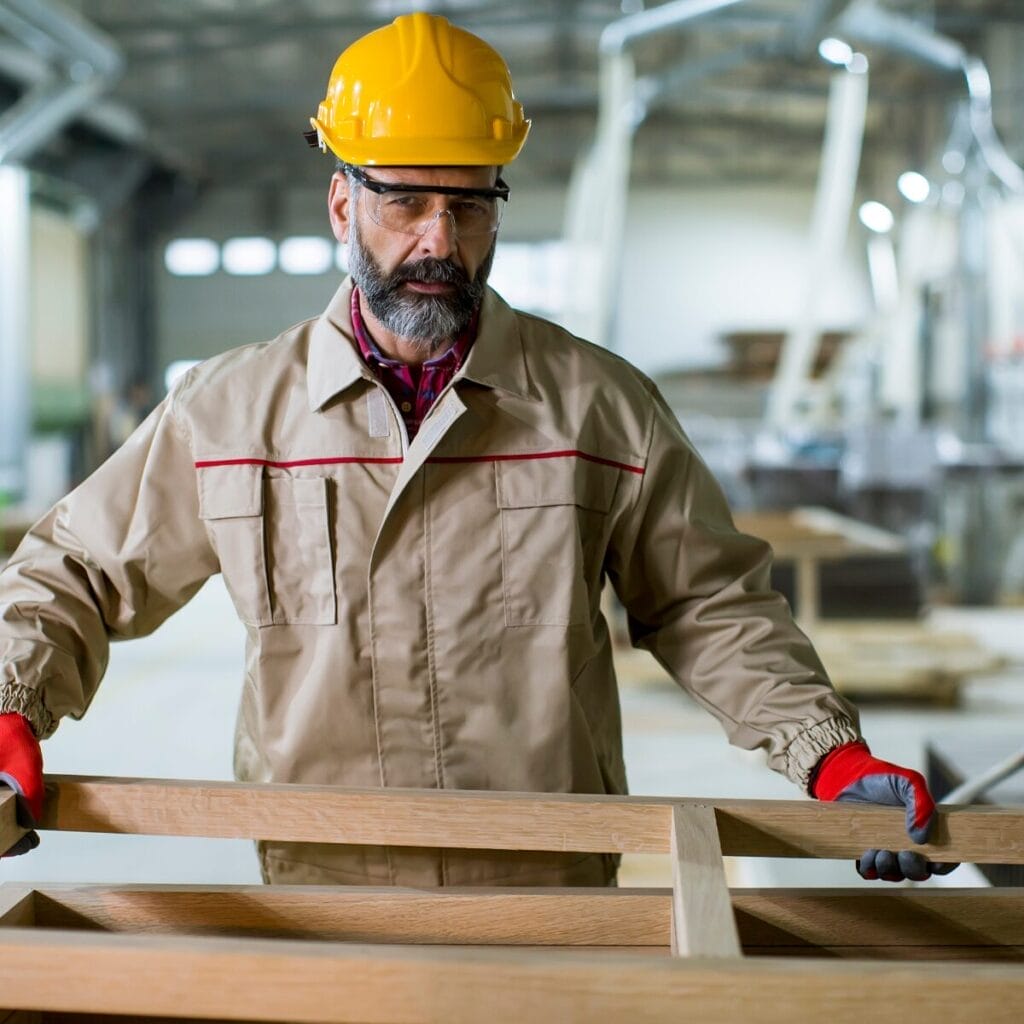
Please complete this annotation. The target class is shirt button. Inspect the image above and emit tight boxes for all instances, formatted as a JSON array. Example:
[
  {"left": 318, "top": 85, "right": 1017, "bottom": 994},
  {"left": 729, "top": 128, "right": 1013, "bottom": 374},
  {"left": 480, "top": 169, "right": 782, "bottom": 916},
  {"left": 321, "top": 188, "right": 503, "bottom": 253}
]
[{"left": 400, "top": 402, "right": 412, "bottom": 412}]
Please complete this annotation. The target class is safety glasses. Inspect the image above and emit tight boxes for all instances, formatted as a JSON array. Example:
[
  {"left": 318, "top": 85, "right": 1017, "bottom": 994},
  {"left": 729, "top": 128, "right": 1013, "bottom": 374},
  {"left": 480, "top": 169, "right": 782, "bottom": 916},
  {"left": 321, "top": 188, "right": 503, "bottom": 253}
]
[{"left": 347, "top": 165, "right": 510, "bottom": 237}]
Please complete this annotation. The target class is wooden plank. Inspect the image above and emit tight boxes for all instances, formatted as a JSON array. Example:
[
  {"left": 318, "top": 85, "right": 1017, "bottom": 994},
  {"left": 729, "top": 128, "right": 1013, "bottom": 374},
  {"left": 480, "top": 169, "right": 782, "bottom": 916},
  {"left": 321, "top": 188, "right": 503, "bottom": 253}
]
[
  {"left": 732, "top": 889, "right": 1024, "bottom": 958},
  {"left": 39, "top": 1017, "right": 278, "bottom": 1023},
  {"left": 742, "top": 946, "right": 1024, "bottom": 962},
  {"left": 0, "top": 930, "right": 1022, "bottom": 1022},
  {"left": 33, "top": 884, "right": 1024, "bottom": 959},
  {"left": 0, "top": 793, "right": 27, "bottom": 858},
  {"left": 669, "top": 806, "right": 740, "bottom": 958},
  {"left": 38, "top": 775, "right": 1024, "bottom": 864},
  {"left": 40, "top": 1016, "right": 260, "bottom": 1023},
  {"left": 33, "top": 885, "right": 668, "bottom": 947},
  {"left": 0, "top": 885, "right": 35, "bottom": 929}
]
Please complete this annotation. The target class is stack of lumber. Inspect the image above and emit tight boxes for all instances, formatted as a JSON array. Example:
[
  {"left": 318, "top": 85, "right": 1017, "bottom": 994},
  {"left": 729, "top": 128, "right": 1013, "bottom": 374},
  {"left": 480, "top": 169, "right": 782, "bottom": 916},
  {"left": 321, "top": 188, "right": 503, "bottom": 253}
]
[{"left": 809, "top": 620, "right": 1005, "bottom": 704}]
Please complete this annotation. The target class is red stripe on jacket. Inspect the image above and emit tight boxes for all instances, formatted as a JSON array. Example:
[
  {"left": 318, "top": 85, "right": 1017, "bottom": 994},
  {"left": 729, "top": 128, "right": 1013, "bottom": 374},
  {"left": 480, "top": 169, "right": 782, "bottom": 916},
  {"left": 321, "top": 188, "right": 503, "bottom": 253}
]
[{"left": 195, "top": 450, "right": 645, "bottom": 475}]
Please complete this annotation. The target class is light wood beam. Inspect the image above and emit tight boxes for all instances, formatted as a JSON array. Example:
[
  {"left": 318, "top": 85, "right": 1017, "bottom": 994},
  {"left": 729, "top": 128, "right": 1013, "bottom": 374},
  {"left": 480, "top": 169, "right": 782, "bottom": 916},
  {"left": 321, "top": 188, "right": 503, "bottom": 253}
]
[
  {"left": 30, "top": 884, "right": 1024, "bottom": 959},
  {"left": 38, "top": 775, "right": 1024, "bottom": 864},
  {"left": 0, "top": 793, "right": 27, "bottom": 858},
  {"left": 669, "top": 806, "right": 741, "bottom": 958},
  {"left": 33, "top": 885, "right": 668, "bottom": 947},
  {"left": 0, "top": 930, "right": 1022, "bottom": 1022},
  {"left": 0, "top": 886, "right": 34, "bottom": 929},
  {"left": 732, "top": 888, "right": 1024, "bottom": 954}
]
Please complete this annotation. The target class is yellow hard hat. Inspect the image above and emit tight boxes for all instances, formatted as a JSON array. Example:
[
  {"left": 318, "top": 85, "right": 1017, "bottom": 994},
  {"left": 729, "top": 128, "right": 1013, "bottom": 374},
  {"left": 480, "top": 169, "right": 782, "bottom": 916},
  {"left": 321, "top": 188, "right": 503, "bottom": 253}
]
[{"left": 305, "top": 12, "right": 530, "bottom": 166}]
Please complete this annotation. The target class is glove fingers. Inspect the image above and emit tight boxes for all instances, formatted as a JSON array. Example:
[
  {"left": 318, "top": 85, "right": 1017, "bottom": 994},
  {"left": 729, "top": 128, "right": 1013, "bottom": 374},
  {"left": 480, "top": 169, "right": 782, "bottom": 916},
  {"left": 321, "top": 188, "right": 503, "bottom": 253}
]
[
  {"left": 857, "top": 849, "right": 880, "bottom": 880},
  {"left": 928, "top": 861, "right": 960, "bottom": 876},
  {"left": 859, "top": 848, "right": 930, "bottom": 882},
  {"left": 2, "top": 829, "right": 39, "bottom": 858},
  {"left": 897, "top": 850, "right": 931, "bottom": 882},
  {"left": 874, "top": 848, "right": 903, "bottom": 881}
]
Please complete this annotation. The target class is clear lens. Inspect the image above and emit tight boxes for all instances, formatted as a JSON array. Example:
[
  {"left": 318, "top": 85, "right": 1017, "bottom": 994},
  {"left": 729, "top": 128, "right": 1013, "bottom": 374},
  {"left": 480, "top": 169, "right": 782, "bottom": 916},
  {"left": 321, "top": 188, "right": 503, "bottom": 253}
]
[{"left": 365, "top": 189, "right": 501, "bottom": 237}]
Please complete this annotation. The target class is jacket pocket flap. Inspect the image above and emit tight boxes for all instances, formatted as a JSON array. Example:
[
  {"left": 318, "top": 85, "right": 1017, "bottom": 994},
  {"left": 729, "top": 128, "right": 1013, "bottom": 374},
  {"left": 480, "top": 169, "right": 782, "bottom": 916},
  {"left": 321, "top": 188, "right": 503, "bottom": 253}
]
[
  {"left": 496, "top": 455, "right": 617, "bottom": 513},
  {"left": 198, "top": 463, "right": 263, "bottom": 519}
]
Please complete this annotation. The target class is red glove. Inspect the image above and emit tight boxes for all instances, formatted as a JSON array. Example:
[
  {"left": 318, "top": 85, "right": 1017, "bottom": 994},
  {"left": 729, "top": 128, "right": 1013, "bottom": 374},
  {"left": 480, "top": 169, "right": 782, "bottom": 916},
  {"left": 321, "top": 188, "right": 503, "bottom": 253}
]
[
  {"left": 0, "top": 712, "right": 43, "bottom": 856},
  {"left": 812, "top": 740, "right": 956, "bottom": 882}
]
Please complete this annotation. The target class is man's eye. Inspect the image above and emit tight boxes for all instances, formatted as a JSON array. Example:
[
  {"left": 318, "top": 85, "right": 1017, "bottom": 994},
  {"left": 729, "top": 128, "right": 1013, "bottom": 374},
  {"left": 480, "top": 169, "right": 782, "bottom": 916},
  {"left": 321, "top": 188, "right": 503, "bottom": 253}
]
[
  {"left": 452, "top": 199, "right": 490, "bottom": 217},
  {"left": 385, "top": 194, "right": 427, "bottom": 212}
]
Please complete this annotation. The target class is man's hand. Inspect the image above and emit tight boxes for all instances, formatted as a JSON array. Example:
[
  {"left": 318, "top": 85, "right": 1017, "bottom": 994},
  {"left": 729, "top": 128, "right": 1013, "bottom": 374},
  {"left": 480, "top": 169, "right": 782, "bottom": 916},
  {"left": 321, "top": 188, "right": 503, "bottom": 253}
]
[
  {"left": 811, "top": 740, "right": 957, "bottom": 881},
  {"left": 0, "top": 712, "right": 43, "bottom": 856}
]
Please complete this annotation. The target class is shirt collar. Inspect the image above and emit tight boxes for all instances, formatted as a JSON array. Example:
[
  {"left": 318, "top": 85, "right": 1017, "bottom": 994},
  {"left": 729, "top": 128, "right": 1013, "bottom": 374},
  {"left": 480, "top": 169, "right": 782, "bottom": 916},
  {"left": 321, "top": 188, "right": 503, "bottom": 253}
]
[{"left": 307, "top": 277, "right": 536, "bottom": 412}]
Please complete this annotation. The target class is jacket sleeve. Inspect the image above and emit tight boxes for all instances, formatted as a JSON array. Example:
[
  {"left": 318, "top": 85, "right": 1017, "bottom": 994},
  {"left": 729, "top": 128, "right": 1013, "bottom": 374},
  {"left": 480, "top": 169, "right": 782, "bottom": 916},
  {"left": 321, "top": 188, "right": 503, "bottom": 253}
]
[
  {"left": 605, "top": 382, "right": 860, "bottom": 792},
  {"left": 0, "top": 390, "right": 218, "bottom": 738}
]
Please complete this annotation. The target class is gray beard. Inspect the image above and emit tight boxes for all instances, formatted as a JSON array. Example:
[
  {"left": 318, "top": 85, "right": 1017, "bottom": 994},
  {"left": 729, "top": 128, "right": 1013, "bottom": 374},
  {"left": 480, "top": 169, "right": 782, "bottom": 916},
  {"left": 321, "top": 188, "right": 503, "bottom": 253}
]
[{"left": 347, "top": 218, "right": 495, "bottom": 355}]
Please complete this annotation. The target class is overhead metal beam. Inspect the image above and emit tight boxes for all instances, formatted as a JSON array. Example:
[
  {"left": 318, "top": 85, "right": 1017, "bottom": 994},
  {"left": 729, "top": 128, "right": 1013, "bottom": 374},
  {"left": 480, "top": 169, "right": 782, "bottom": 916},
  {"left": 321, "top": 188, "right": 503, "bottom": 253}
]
[
  {"left": 0, "top": 0, "right": 124, "bottom": 164},
  {"left": 599, "top": 0, "right": 747, "bottom": 54}
]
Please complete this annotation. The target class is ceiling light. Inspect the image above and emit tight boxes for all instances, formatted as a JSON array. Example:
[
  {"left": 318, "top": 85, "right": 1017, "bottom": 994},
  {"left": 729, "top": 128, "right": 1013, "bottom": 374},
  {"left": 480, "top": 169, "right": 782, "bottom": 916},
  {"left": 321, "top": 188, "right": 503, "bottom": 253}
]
[
  {"left": 818, "top": 37, "right": 853, "bottom": 66},
  {"left": 858, "top": 201, "right": 894, "bottom": 234},
  {"left": 897, "top": 172, "right": 931, "bottom": 204},
  {"left": 222, "top": 237, "right": 276, "bottom": 276},
  {"left": 942, "top": 151, "right": 966, "bottom": 175},
  {"left": 164, "top": 238, "right": 219, "bottom": 277},
  {"left": 279, "top": 236, "right": 333, "bottom": 275}
]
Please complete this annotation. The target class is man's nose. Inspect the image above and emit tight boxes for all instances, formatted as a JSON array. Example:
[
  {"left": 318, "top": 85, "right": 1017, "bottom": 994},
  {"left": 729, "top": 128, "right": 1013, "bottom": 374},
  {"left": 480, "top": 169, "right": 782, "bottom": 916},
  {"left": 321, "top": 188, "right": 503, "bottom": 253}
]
[{"left": 417, "top": 209, "right": 458, "bottom": 258}]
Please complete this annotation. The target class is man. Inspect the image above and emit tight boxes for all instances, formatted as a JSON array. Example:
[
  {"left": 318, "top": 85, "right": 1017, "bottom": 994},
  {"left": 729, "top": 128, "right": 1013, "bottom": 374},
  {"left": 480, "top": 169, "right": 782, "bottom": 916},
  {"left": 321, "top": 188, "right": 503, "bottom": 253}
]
[{"left": 0, "top": 12, "right": 950, "bottom": 884}]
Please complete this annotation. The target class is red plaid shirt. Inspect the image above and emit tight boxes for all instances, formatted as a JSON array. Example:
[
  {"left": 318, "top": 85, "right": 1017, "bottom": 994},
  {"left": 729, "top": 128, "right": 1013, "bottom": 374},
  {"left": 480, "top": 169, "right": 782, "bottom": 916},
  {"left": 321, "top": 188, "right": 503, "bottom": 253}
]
[{"left": 350, "top": 287, "right": 476, "bottom": 440}]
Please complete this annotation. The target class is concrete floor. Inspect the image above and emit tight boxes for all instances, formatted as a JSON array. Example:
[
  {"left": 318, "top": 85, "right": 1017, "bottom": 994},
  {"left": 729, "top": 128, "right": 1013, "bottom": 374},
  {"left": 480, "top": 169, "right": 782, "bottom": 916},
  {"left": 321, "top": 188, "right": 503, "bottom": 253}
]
[{"left": 3, "top": 579, "right": 1020, "bottom": 889}]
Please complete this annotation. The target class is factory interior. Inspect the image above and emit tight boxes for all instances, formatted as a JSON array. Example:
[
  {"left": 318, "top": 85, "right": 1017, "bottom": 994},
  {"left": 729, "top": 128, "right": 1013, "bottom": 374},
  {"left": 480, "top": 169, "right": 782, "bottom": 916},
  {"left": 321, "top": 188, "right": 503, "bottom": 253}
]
[{"left": 2, "top": 0, "right": 1024, "bottom": 924}]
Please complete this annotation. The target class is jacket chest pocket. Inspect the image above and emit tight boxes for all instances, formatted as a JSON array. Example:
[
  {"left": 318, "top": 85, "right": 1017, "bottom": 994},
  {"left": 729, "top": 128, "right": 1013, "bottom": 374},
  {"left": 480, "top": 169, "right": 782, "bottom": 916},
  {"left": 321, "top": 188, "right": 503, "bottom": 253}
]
[
  {"left": 199, "top": 465, "right": 337, "bottom": 627},
  {"left": 496, "top": 458, "right": 618, "bottom": 627}
]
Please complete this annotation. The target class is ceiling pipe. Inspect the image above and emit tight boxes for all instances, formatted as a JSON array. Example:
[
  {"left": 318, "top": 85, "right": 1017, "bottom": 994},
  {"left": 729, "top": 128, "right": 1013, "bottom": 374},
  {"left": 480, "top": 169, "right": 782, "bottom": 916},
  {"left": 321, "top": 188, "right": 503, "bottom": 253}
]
[
  {"left": 0, "top": 0, "right": 124, "bottom": 164},
  {"left": 836, "top": 0, "right": 964, "bottom": 73},
  {"left": 766, "top": 58, "right": 870, "bottom": 429},
  {"left": 599, "top": 0, "right": 747, "bottom": 55},
  {"left": 0, "top": 0, "right": 122, "bottom": 76},
  {"left": 0, "top": 39, "right": 144, "bottom": 149},
  {"left": 837, "top": 0, "right": 1024, "bottom": 193},
  {"left": 562, "top": 0, "right": 750, "bottom": 347}
]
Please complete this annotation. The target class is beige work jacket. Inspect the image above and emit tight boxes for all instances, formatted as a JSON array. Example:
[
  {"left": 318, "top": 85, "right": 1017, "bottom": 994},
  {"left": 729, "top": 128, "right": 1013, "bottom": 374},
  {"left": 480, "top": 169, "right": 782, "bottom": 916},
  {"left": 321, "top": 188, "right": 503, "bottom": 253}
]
[{"left": 0, "top": 279, "right": 859, "bottom": 886}]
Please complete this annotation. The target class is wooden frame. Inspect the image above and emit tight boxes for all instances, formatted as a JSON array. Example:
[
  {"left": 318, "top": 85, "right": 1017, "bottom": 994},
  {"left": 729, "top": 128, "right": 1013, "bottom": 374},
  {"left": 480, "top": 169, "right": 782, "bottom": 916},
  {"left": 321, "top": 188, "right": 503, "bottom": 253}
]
[{"left": 1, "top": 776, "right": 1023, "bottom": 1022}]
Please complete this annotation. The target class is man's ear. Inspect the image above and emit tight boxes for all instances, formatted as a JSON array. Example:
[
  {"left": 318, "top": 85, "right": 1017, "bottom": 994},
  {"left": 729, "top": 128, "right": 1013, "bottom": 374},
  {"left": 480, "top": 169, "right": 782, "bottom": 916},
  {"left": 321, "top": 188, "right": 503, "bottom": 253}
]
[{"left": 328, "top": 172, "right": 351, "bottom": 244}]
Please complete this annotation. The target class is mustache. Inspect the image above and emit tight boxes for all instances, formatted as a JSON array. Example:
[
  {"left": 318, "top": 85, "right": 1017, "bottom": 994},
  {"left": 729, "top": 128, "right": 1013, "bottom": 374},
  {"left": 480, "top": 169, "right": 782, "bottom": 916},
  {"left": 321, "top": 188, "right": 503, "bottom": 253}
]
[{"left": 392, "top": 258, "right": 470, "bottom": 287}]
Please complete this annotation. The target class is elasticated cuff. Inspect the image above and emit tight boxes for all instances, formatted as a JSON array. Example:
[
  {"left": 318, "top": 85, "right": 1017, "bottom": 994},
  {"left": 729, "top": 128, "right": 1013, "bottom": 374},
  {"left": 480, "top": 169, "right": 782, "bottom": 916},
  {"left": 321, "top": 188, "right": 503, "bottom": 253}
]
[
  {"left": 0, "top": 685, "right": 55, "bottom": 740},
  {"left": 785, "top": 716, "right": 861, "bottom": 794}
]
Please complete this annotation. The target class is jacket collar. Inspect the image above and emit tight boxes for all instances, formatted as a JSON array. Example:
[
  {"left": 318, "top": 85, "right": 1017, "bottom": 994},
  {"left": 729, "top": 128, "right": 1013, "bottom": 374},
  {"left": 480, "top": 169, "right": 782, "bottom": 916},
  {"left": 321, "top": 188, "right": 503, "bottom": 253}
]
[
  {"left": 457, "top": 286, "right": 536, "bottom": 400},
  {"left": 306, "top": 278, "right": 374, "bottom": 412},
  {"left": 307, "top": 277, "right": 537, "bottom": 412}
]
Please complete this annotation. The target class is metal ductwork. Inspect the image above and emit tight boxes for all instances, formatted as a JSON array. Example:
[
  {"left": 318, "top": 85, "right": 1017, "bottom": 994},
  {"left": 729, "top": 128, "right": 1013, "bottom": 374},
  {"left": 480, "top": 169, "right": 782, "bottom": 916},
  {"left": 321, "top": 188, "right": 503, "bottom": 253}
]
[
  {"left": 0, "top": 0, "right": 123, "bottom": 503},
  {"left": 563, "top": 0, "right": 748, "bottom": 348},
  {"left": 0, "top": 0, "right": 124, "bottom": 164}
]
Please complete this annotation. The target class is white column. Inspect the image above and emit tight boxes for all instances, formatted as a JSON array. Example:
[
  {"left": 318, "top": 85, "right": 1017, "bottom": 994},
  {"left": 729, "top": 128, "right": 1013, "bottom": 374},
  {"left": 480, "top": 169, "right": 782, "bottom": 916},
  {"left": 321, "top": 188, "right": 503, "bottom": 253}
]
[{"left": 0, "top": 164, "right": 30, "bottom": 501}]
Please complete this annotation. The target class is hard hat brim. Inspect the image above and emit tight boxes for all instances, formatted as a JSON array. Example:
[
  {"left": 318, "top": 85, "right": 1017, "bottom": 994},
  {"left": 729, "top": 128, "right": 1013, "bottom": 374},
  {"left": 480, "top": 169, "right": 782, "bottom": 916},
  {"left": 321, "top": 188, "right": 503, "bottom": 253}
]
[{"left": 312, "top": 119, "right": 530, "bottom": 168}]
